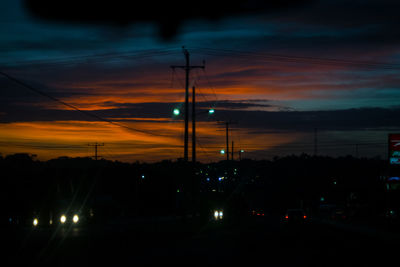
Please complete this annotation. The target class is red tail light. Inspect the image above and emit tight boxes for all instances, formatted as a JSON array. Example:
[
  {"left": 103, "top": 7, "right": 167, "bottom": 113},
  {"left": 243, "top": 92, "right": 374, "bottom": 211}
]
[
  {"left": 303, "top": 215, "right": 307, "bottom": 219},
  {"left": 285, "top": 215, "right": 289, "bottom": 219}
]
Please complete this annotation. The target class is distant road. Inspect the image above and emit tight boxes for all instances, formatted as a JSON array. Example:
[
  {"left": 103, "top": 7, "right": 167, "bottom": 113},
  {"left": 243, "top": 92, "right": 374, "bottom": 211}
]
[{"left": 2, "top": 215, "right": 398, "bottom": 266}]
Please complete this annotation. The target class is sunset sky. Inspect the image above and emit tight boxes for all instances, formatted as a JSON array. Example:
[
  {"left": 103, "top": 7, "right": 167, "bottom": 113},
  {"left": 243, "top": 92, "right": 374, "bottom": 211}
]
[{"left": 1, "top": 0, "right": 400, "bottom": 162}]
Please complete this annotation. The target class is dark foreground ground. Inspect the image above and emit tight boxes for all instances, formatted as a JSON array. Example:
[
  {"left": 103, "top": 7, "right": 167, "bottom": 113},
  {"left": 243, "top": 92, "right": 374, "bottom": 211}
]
[{"left": 2, "top": 215, "right": 399, "bottom": 266}]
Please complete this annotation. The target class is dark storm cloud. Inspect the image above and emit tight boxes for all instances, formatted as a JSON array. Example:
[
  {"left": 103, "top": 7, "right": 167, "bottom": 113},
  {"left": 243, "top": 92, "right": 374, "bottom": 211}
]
[
  {"left": 268, "top": 0, "right": 400, "bottom": 47},
  {"left": 0, "top": 100, "right": 270, "bottom": 123},
  {"left": 2, "top": 90, "right": 400, "bottom": 135},
  {"left": 279, "top": 0, "right": 400, "bottom": 27},
  {"left": 23, "top": 0, "right": 313, "bottom": 40},
  {"left": 0, "top": 77, "right": 94, "bottom": 101},
  {"left": 0, "top": 37, "right": 110, "bottom": 53},
  {"left": 222, "top": 108, "right": 400, "bottom": 133}
]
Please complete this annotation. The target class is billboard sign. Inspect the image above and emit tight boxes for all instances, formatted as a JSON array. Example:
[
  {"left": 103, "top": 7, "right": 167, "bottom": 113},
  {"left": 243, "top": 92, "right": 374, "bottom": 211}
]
[{"left": 389, "top": 134, "right": 400, "bottom": 165}]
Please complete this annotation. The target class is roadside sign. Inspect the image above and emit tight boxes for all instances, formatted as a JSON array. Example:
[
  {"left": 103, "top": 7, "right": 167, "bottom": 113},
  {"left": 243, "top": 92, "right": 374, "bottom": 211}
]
[{"left": 389, "top": 134, "right": 400, "bottom": 165}]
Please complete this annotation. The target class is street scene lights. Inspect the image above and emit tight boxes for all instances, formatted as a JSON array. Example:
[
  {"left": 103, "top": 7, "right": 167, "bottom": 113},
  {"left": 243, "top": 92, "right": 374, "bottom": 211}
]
[
  {"left": 173, "top": 108, "right": 180, "bottom": 115},
  {"left": 173, "top": 103, "right": 215, "bottom": 163},
  {"left": 173, "top": 108, "right": 215, "bottom": 116}
]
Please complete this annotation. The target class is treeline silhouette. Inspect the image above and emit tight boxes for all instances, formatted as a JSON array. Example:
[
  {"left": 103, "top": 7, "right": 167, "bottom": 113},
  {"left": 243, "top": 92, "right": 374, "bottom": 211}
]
[{"left": 1, "top": 153, "right": 397, "bottom": 225}]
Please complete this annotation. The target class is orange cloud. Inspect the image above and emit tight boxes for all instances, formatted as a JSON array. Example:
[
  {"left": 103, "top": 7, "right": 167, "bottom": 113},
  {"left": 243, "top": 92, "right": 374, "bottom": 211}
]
[{"left": 0, "top": 119, "right": 302, "bottom": 162}]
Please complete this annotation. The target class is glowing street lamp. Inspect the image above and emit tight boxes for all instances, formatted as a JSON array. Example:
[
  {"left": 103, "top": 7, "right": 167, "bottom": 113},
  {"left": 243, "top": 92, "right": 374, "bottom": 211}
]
[
  {"left": 220, "top": 149, "right": 225, "bottom": 154},
  {"left": 208, "top": 109, "right": 215, "bottom": 114},
  {"left": 173, "top": 108, "right": 180, "bottom": 116}
]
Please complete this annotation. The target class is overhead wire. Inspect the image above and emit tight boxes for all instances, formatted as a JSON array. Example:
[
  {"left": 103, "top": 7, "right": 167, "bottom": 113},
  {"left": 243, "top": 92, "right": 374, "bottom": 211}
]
[
  {"left": 193, "top": 68, "right": 219, "bottom": 110},
  {"left": 0, "top": 71, "right": 171, "bottom": 138},
  {"left": 191, "top": 47, "right": 400, "bottom": 70},
  {"left": 3, "top": 48, "right": 181, "bottom": 69},
  {"left": 2, "top": 46, "right": 397, "bottom": 160}
]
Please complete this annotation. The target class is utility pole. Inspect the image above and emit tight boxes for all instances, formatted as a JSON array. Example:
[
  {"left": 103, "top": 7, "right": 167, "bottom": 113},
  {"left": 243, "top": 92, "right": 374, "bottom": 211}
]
[
  {"left": 226, "top": 122, "right": 229, "bottom": 161},
  {"left": 171, "top": 47, "right": 204, "bottom": 162},
  {"left": 218, "top": 121, "right": 237, "bottom": 161},
  {"left": 231, "top": 141, "right": 234, "bottom": 161},
  {"left": 192, "top": 86, "right": 196, "bottom": 164},
  {"left": 88, "top": 142, "right": 104, "bottom": 161},
  {"left": 355, "top": 143, "right": 359, "bottom": 158},
  {"left": 314, "top": 128, "right": 318, "bottom": 156}
]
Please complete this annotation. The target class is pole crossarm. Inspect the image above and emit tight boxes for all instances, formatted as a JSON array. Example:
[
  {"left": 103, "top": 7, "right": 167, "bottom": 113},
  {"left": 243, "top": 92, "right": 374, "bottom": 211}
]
[
  {"left": 216, "top": 120, "right": 238, "bottom": 161},
  {"left": 88, "top": 142, "right": 104, "bottom": 161},
  {"left": 170, "top": 65, "right": 205, "bottom": 69},
  {"left": 169, "top": 47, "right": 205, "bottom": 161}
]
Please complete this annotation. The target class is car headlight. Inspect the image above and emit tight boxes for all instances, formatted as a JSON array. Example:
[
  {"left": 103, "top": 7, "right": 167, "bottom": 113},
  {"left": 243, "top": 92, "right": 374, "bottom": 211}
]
[
  {"left": 214, "top": 210, "right": 223, "bottom": 220},
  {"left": 73, "top": 214, "right": 79, "bottom": 224},
  {"left": 60, "top": 214, "right": 67, "bottom": 224},
  {"left": 33, "top": 218, "right": 38, "bottom": 227},
  {"left": 214, "top": 210, "right": 219, "bottom": 220}
]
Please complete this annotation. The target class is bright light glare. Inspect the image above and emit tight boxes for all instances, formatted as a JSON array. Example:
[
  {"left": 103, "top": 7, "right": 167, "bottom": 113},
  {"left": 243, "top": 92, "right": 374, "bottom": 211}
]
[
  {"left": 60, "top": 215, "right": 67, "bottom": 224},
  {"left": 220, "top": 150, "right": 225, "bottom": 154},
  {"left": 208, "top": 109, "right": 215, "bottom": 114},
  {"left": 173, "top": 108, "right": 180, "bottom": 115},
  {"left": 214, "top": 211, "right": 219, "bottom": 220},
  {"left": 33, "top": 218, "right": 38, "bottom": 226},
  {"left": 214, "top": 210, "right": 223, "bottom": 220},
  {"left": 73, "top": 214, "right": 79, "bottom": 223}
]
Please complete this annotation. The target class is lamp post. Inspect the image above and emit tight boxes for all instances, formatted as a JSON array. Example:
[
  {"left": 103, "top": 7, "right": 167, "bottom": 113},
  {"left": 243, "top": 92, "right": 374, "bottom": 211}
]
[
  {"left": 172, "top": 106, "right": 215, "bottom": 163},
  {"left": 239, "top": 149, "right": 244, "bottom": 161}
]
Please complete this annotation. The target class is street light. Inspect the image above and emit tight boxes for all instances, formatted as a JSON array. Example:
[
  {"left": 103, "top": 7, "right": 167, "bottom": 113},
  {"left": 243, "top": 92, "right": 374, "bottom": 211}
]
[
  {"left": 173, "top": 105, "right": 214, "bottom": 163},
  {"left": 197, "top": 108, "right": 216, "bottom": 115},
  {"left": 220, "top": 149, "right": 225, "bottom": 154},
  {"left": 173, "top": 108, "right": 214, "bottom": 116}
]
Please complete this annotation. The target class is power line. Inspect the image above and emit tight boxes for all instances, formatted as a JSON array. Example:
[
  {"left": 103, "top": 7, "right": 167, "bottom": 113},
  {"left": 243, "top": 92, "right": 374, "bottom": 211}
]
[
  {"left": 0, "top": 71, "right": 170, "bottom": 138},
  {"left": 170, "top": 47, "right": 205, "bottom": 161},
  {"left": 2, "top": 48, "right": 181, "bottom": 69},
  {"left": 193, "top": 68, "right": 220, "bottom": 109},
  {"left": 204, "top": 143, "right": 386, "bottom": 148},
  {"left": 191, "top": 47, "right": 400, "bottom": 70},
  {"left": 193, "top": 141, "right": 386, "bottom": 149},
  {"left": 0, "top": 141, "right": 87, "bottom": 150}
]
